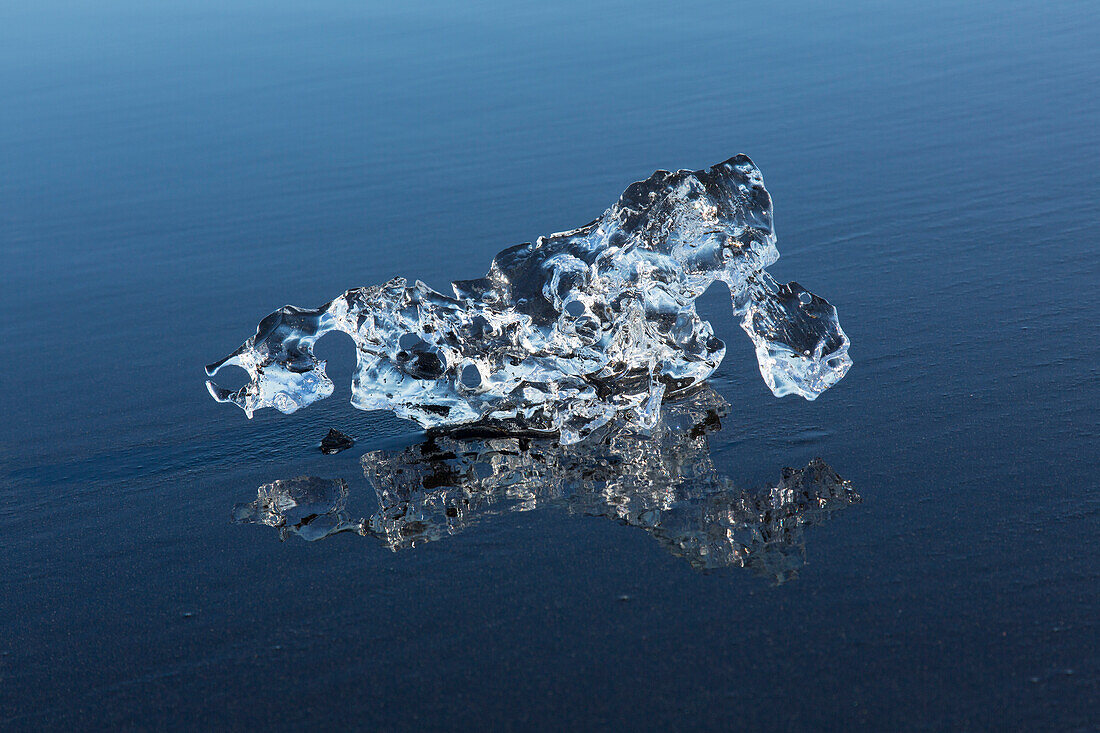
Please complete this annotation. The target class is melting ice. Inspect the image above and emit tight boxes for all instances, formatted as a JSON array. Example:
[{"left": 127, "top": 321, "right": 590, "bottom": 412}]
[{"left": 206, "top": 155, "right": 851, "bottom": 443}]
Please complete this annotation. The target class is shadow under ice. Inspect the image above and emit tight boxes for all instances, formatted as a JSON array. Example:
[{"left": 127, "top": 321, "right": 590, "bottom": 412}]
[{"left": 234, "top": 387, "right": 860, "bottom": 583}]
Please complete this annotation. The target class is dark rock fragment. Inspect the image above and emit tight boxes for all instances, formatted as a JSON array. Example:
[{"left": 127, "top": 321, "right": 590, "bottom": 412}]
[{"left": 320, "top": 428, "right": 354, "bottom": 455}]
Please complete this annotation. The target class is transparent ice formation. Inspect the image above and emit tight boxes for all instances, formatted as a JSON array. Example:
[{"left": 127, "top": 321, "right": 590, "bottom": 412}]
[
  {"left": 234, "top": 388, "right": 861, "bottom": 581},
  {"left": 207, "top": 155, "right": 851, "bottom": 443}
]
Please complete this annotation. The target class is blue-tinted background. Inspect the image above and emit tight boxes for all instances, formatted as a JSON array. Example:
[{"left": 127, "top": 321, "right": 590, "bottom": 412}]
[{"left": 2, "top": 0, "right": 1097, "bottom": 728}]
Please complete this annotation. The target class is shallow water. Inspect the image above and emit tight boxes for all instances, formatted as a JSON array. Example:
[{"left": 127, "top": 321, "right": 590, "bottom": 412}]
[{"left": 2, "top": 0, "right": 1098, "bottom": 728}]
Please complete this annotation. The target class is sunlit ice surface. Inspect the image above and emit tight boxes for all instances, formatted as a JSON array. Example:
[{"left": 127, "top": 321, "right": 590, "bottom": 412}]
[{"left": 206, "top": 155, "right": 851, "bottom": 443}]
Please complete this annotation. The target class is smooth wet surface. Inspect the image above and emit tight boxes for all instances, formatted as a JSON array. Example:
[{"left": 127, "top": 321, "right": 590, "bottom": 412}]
[{"left": 2, "top": 0, "right": 1098, "bottom": 728}]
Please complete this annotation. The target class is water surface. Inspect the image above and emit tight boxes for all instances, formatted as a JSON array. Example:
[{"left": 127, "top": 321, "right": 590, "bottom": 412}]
[{"left": 2, "top": 0, "right": 1098, "bottom": 728}]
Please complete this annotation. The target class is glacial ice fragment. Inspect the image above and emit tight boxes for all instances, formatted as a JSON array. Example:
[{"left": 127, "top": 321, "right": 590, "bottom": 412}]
[{"left": 206, "top": 155, "right": 851, "bottom": 443}]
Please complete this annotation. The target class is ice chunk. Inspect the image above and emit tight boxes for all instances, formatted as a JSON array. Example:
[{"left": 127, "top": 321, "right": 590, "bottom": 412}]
[
  {"left": 736, "top": 273, "right": 852, "bottom": 399},
  {"left": 206, "top": 155, "right": 851, "bottom": 442},
  {"left": 233, "top": 388, "right": 861, "bottom": 580}
]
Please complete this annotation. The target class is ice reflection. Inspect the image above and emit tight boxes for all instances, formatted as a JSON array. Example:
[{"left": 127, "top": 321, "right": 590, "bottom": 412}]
[{"left": 235, "top": 388, "right": 860, "bottom": 582}]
